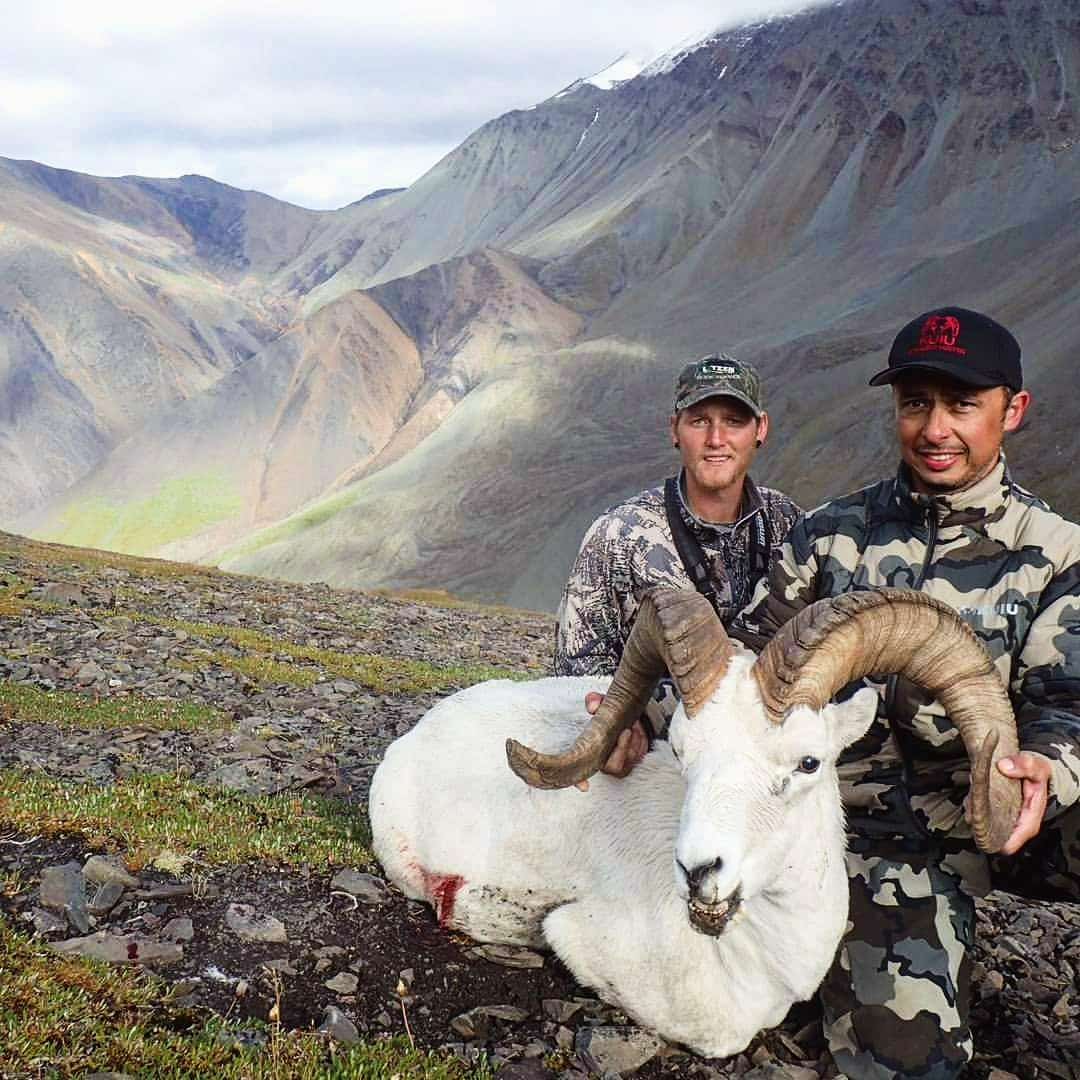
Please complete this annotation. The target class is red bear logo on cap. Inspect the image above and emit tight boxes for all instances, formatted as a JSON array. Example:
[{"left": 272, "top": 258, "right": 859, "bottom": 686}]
[{"left": 911, "top": 315, "right": 966, "bottom": 356}]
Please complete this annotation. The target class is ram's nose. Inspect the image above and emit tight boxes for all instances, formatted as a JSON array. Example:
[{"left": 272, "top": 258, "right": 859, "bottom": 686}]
[{"left": 676, "top": 856, "right": 730, "bottom": 903}]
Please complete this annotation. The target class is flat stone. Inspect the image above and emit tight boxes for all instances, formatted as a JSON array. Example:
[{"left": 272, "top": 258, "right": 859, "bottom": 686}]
[
  {"left": 576, "top": 1026, "right": 664, "bottom": 1076},
  {"left": 543, "top": 998, "right": 585, "bottom": 1023},
  {"left": 324, "top": 972, "right": 359, "bottom": 994},
  {"left": 35, "top": 583, "right": 89, "bottom": 607},
  {"left": 329, "top": 869, "right": 392, "bottom": 904},
  {"left": 83, "top": 855, "right": 140, "bottom": 889},
  {"left": 39, "top": 862, "right": 89, "bottom": 934},
  {"left": 477, "top": 1004, "right": 530, "bottom": 1022},
  {"left": 88, "top": 882, "right": 126, "bottom": 916},
  {"left": 51, "top": 932, "right": 183, "bottom": 967},
  {"left": 161, "top": 917, "right": 194, "bottom": 943},
  {"left": 319, "top": 1005, "right": 360, "bottom": 1045},
  {"left": 745, "top": 1066, "right": 820, "bottom": 1080},
  {"left": 450, "top": 1007, "right": 490, "bottom": 1041},
  {"left": 466, "top": 943, "right": 545, "bottom": 968},
  {"left": 31, "top": 907, "right": 69, "bottom": 935},
  {"left": 224, "top": 903, "right": 287, "bottom": 943}
]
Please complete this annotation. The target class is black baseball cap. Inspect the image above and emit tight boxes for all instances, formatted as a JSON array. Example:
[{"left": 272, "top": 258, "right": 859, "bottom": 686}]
[{"left": 868, "top": 307, "right": 1023, "bottom": 391}]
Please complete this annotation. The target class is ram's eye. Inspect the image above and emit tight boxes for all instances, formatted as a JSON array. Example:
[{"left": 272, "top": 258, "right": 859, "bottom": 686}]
[{"left": 797, "top": 756, "right": 820, "bottom": 774}]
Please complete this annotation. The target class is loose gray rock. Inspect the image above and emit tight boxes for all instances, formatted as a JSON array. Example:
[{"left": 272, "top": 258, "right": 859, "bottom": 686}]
[
  {"left": 224, "top": 903, "right": 287, "bottom": 943},
  {"left": 319, "top": 1005, "right": 361, "bottom": 1045},
  {"left": 161, "top": 917, "right": 194, "bottom": 943},
  {"left": 745, "top": 1065, "right": 821, "bottom": 1080},
  {"left": 329, "top": 868, "right": 392, "bottom": 904},
  {"left": 83, "top": 854, "right": 140, "bottom": 889},
  {"left": 34, "top": 582, "right": 89, "bottom": 607},
  {"left": 576, "top": 1026, "right": 664, "bottom": 1076},
  {"left": 477, "top": 1004, "right": 530, "bottom": 1022},
  {"left": 466, "top": 943, "right": 545, "bottom": 968},
  {"left": 39, "top": 862, "right": 89, "bottom": 934},
  {"left": 88, "top": 881, "right": 126, "bottom": 917},
  {"left": 51, "top": 932, "right": 183, "bottom": 967},
  {"left": 543, "top": 998, "right": 585, "bottom": 1023},
  {"left": 31, "top": 907, "right": 68, "bottom": 935},
  {"left": 324, "top": 972, "right": 359, "bottom": 994},
  {"left": 450, "top": 1007, "right": 490, "bottom": 1041}
]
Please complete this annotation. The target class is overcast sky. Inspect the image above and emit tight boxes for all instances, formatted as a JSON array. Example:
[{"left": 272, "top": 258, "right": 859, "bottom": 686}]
[{"left": 1, "top": 0, "right": 827, "bottom": 210}]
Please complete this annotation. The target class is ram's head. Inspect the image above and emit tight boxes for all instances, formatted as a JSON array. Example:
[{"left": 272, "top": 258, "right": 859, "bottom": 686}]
[{"left": 507, "top": 589, "right": 1021, "bottom": 936}]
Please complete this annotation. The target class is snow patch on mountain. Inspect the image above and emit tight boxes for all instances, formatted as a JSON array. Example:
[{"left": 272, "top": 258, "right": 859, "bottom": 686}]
[{"left": 552, "top": 52, "right": 646, "bottom": 100}]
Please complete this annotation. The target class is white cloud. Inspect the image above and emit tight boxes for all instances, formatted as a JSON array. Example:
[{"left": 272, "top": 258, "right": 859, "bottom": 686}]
[{"left": 0, "top": 0, "right": 831, "bottom": 209}]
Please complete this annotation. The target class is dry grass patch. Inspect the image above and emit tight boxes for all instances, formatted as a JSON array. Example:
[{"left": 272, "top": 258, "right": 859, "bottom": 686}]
[{"left": 0, "top": 771, "right": 371, "bottom": 869}]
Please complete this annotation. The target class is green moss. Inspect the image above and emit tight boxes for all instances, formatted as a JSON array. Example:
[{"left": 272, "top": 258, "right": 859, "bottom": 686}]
[
  {"left": 0, "top": 683, "right": 228, "bottom": 733},
  {"left": 0, "top": 918, "right": 491, "bottom": 1078},
  {"left": 38, "top": 470, "right": 244, "bottom": 555},
  {"left": 153, "top": 616, "right": 523, "bottom": 693},
  {"left": 0, "top": 771, "right": 371, "bottom": 869}
]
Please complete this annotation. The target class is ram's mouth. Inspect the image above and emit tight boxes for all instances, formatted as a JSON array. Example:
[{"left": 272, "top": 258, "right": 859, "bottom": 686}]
[{"left": 687, "top": 888, "right": 743, "bottom": 937}]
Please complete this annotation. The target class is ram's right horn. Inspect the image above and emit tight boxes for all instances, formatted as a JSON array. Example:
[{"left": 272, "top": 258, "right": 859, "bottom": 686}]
[{"left": 751, "top": 588, "right": 1021, "bottom": 854}]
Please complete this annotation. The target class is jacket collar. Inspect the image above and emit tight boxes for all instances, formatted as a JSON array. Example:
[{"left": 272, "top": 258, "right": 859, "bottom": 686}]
[
  {"left": 882, "top": 456, "right": 1011, "bottom": 531},
  {"left": 676, "top": 469, "right": 764, "bottom": 533}
]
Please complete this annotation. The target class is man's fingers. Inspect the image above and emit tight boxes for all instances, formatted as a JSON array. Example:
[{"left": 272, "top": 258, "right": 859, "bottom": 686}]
[
  {"left": 997, "top": 753, "right": 1052, "bottom": 854},
  {"left": 584, "top": 692, "right": 604, "bottom": 715}
]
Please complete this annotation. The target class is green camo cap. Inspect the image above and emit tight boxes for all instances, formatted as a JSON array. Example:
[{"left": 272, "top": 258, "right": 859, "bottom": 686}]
[{"left": 673, "top": 354, "right": 763, "bottom": 416}]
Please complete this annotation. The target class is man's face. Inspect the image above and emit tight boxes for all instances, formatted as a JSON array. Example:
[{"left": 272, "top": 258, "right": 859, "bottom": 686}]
[
  {"left": 892, "top": 372, "right": 1030, "bottom": 495},
  {"left": 670, "top": 396, "right": 766, "bottom": 501}
]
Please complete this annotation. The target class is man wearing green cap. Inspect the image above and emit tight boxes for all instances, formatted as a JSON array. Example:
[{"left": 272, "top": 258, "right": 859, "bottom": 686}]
[{"left": 554, "top": 353, "right": 800, "bottom": 767}]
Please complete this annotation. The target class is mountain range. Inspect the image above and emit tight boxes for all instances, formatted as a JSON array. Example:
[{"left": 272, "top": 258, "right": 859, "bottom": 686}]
[{"left": 3, "top": 0, "right": 1079, "bottom": 610}]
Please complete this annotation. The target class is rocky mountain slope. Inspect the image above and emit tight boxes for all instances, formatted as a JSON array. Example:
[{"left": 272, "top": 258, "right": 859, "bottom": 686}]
[
  {"left": 3, "top": 0, "right": 1080, "bottom": 608},
  {"left": 0, "top": 532, "right": 1077, "bottom": 1077}
]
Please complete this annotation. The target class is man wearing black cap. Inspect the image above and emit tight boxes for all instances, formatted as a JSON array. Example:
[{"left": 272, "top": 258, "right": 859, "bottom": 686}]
[
  {"left": 734, "top": 307, "right": 1080, "bottom": 1078},
  {"left": 555, "top": 354, "right": 800, "bottom": 769}
]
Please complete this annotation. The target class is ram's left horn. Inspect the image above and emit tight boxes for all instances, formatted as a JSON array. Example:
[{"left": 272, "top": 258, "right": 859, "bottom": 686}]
[{"left": 507, "top": 590, "right": 732, "bottom": 789}]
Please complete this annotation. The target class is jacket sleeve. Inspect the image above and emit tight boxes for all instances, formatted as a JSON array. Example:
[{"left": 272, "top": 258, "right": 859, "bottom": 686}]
[
  {"left": 1012, "top": 563, "right": 1080, "bottom": 817},
  {"left": 554, "top": 516, "right": 627, "bottom": 677},
  {"left": 730, "top": 513, "right": 822, "bottom": 654}
]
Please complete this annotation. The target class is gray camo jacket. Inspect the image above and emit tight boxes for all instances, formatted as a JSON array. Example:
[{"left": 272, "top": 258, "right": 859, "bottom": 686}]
[
  {"left": 554, "top": 472, "right": 801, "bottom": 678},
  {"left": 732, "top": 457, "right": 1080, "bottom": 841}
]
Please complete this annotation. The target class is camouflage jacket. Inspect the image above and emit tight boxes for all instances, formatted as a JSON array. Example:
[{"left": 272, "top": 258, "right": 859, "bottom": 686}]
[
  {"left": 554, "top": 473, "right": 801, "bottom": 678},
  {"left": 733, "top": 457, "right": 1080, "bottom": 843}
]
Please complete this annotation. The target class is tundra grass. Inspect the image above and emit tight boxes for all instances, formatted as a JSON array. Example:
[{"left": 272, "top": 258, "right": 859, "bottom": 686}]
[
  {"left": 40, "top": 470, "right": 244, "bottom": 556},
  {"left": 151, "top": 615, "right": 522, "bottom": 693},
  {"left": 0, "top": 529, "right": 219, "bottom": 582},
  {"left": 0, "top": 682, "right": 228, "bottom": 732},
  {"left": 0, "top": 918, "right": 491, "bottom": 1079},
  {"left": 0, "top": 771, "right": 372, "bottom": 869},
  {"left": 171, "top": 651, "right": 323, "bottom": 689}
]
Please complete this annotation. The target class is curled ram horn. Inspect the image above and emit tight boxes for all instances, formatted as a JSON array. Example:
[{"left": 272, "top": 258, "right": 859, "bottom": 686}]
[
  {"left": 506, "top": 589, "right": 732, "bottom": 789},
  {"left": 751, "top": 588, "right": 1021, "bottom": 854}
]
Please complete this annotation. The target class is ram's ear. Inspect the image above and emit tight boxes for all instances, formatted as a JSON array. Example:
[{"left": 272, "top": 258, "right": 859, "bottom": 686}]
[{"left": 824, "top": 688, "right": 879, "bottom": 751}]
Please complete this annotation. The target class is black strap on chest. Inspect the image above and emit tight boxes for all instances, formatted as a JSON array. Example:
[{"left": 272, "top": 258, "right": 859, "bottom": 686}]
[
  {"left": 664, "top": 478, "right": 721, "bottom": 608},
  {"left": 664, "top": 477, "right": 771, "bottom": 614}
]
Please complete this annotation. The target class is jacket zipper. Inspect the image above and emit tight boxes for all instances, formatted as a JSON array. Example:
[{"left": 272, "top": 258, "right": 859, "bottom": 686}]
[{"left": 884, "top": 504, "right": 939, "bottom": 843}]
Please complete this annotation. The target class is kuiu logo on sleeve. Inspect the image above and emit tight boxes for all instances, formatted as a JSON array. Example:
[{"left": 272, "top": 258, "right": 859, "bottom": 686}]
[{"left": 956, "top": 601, "right": 1022, "bottom": 618}]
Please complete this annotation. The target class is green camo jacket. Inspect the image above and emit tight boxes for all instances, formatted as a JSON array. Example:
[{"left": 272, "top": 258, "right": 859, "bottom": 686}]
[{"left": 732, "top": 457, "right": 1080, "bottom": 843}]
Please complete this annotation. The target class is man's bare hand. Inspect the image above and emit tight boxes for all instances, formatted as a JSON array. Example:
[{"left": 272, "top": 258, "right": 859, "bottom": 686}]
[
  {"left": 996, "top": 752, "right": 1053, "bottom": 855},
  {"left": 574, "top": 692, "right": 650, "bottom": 791}
]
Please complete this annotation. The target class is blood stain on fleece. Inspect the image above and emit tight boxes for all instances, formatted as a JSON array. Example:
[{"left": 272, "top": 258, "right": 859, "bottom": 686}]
[{"left": 416, "top": 867, "right": 466, "bottom": 927}]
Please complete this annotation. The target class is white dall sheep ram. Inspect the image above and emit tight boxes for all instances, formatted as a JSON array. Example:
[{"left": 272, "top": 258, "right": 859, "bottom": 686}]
[{"left": 370, "top": 588, "right": 1020, "bottom": 1057}]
